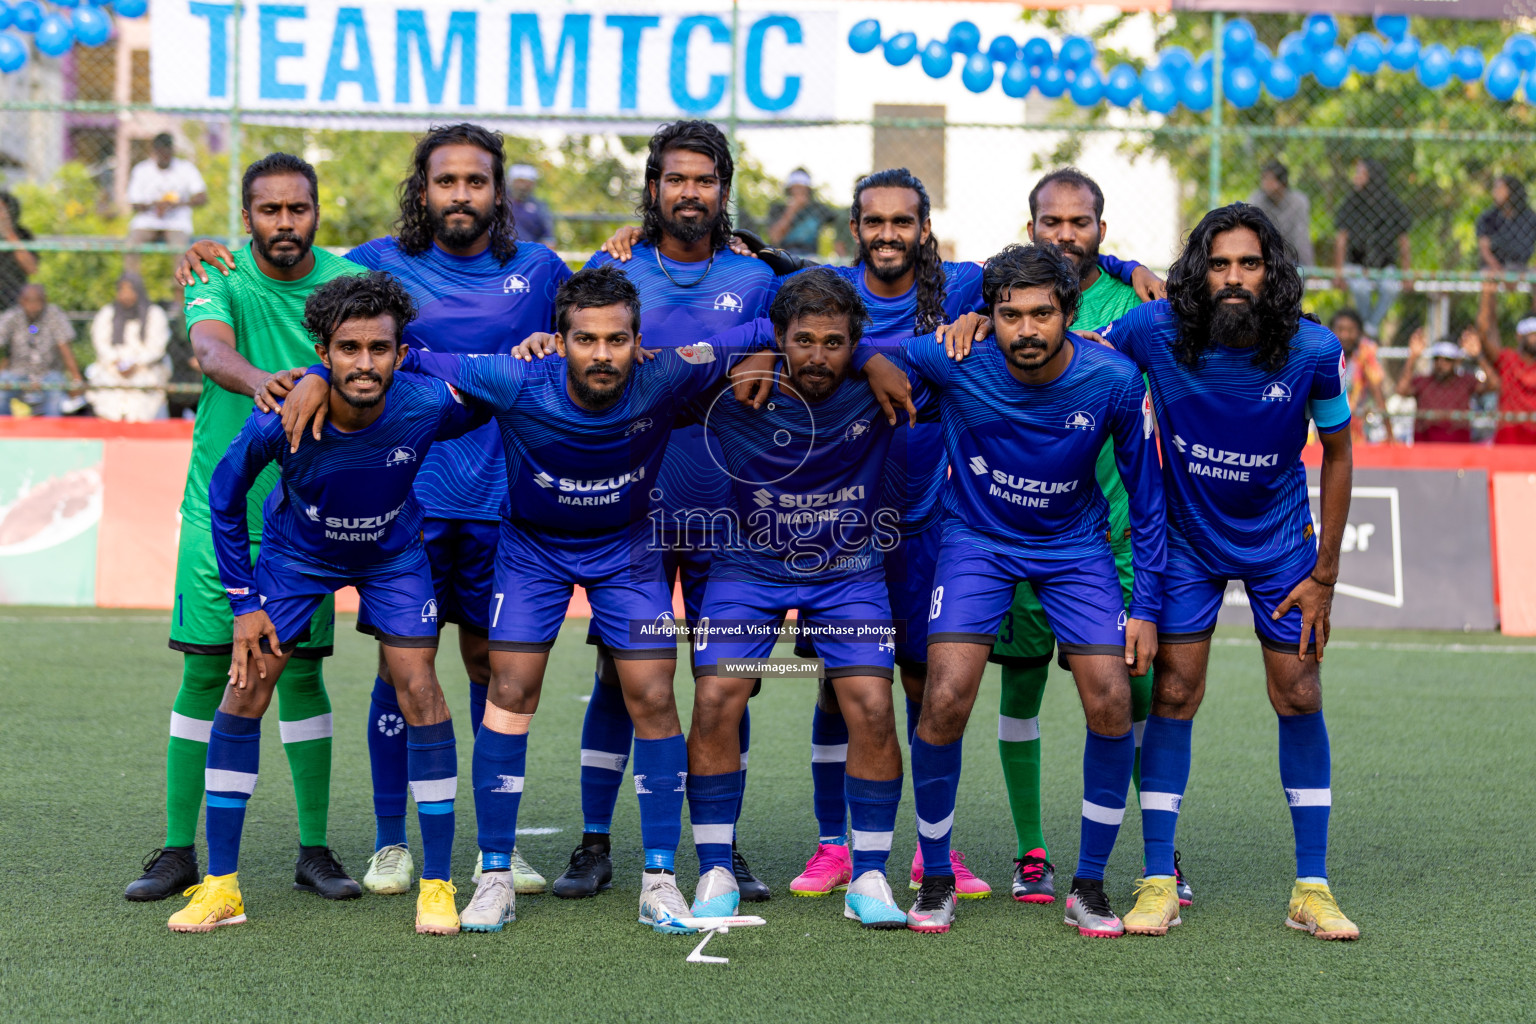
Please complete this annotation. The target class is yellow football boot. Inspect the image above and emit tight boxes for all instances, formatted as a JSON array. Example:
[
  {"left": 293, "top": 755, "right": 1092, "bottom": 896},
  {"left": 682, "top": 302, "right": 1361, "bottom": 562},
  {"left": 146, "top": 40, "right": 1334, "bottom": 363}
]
[
  {"left": 1286, "top": 881, "right": 1360, "bottom": 941},
  {"left": 1123, "top": 877, "right": 1182, "bottom": 936},
  {"left": 167, "top": 873, "right": 246, "bottom": 933},
  {"left": 415, "top": 878, "right": 460, "bottom": 935}
]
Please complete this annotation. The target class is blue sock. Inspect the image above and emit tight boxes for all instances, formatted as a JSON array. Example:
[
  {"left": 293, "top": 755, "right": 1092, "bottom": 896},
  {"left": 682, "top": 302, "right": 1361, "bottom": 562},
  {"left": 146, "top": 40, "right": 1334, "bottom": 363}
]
[
  {"left": 366, "top": 677, "right": 409, "bottom": 851},
  {"left": 687, "top": 769, "right": 741, "bottom": 875},
  {"left": 911, "top": 735, "right": 962, "bottom": 878},
  {"left": 1139, "top": 715, "right": 1193, "bottom": 877},
  {"left": 204, "top": 710, "right": 261, "bottom": 877},
  {"left": 579, "top": 676, "right": 633, "bottom": 835},
  {"left": 810, "top": 704, "right": 848, "bottom": 843},
  {"left": 468, "top": 682, "right": 488, "bottom": 737},
  {"left": 1278, "top": 710, "right": 1331, "bottom": 880},
  {"left": 846, "top": 774, "right": 902, "bottom": 878},
  {"left": 905, "top": 697, "right": 921, "bottom": 746},
  {"left": 634, "top": 735, "right": 687, "bottom": 872},
  {"left": 1077, "top": 728, "right": 1135, "bottom": 882},
  {"left": 473, "top": 725, "right": 526, "bottom": 861},
  {"left": 734, "top": 707, "right": 750, "bottom": 830},
  {"left": 407, "top": 720, "right": 457, "bottom": 882}
]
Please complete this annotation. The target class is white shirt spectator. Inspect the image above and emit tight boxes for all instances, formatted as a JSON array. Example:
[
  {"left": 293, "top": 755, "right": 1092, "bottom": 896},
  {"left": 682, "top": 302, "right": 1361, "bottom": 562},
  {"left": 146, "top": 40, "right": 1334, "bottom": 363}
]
[{"left": 126, "top": 157, "right": 206, "bottom": 234}]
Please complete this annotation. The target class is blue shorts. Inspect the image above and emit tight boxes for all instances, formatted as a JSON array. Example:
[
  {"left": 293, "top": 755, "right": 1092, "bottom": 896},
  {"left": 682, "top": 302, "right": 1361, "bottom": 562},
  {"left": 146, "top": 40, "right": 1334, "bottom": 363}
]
[
  {"left": 693, "top": 573, "right": 895, "bottom": 680},
  {"left": 489, "top": 520, "right": 675, "bottom": 660},
  {"left": 793, "top": 525, "right": 937, "bottom": 669},
  {"left": 255, "top": 553, "right": 439, "bottom": 651},
  {"left": 422, "top": 517, "right": 499, "bottom": 635},
  {"left": 927, "top": 537, "right": 1127, "bottom": 656},
  {"left": 1161, "top": 540, "right": 1315, "bottom": 654}
]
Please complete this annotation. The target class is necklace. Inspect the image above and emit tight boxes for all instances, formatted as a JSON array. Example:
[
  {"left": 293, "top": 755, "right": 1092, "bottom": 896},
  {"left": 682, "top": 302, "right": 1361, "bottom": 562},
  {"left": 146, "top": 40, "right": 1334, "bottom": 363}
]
[{"left": 654, "top": 244, "right": 715, "bottom": 289}]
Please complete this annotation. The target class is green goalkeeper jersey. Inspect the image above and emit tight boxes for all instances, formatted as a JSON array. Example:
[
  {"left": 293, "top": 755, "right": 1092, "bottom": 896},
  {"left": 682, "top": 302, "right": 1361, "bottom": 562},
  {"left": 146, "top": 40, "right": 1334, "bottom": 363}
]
[
  {"left": 1075, "top": 269, "right": 1145, "bottom": 547},
  {"left": 179, "top": 244, "right": 364, "bottom": 535}
]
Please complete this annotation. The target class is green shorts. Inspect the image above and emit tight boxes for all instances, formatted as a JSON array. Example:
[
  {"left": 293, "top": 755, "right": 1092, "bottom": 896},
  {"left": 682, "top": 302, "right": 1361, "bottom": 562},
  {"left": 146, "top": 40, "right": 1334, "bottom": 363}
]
[
  {"left": 168, "top": 516, "right": 334, "bottom": 659},
  {"left": 990, "top": 537, "right": 1134, "bottom": 668}
]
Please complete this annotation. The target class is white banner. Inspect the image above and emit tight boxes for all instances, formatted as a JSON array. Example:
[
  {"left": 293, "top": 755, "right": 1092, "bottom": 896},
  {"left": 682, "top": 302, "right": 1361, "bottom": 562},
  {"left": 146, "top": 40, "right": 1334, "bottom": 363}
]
[{"left": 150, "top": 0, "right": 836, "bottom": 120}]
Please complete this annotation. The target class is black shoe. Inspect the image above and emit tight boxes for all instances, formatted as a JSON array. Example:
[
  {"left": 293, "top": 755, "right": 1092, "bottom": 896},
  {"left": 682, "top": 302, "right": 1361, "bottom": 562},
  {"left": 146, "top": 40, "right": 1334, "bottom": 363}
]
[
  {"left": 293, "top": 846, "right": 363, "bottom": 900},
  {"left": 552, "top": 842, "right": 613, "bottom": 899},
  {"left": 1173, "top": 850, "right": 1193, "bottom": 906},
  {"left": 732, "top": 844, "right": 771, "bottom": 903},
  {"left": 125, "top": 846, "right": 199, "bottom": 902}
]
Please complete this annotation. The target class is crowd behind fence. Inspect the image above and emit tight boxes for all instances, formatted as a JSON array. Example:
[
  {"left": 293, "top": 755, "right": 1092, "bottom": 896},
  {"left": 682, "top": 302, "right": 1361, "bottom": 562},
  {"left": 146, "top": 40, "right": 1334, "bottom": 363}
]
[{"left": 2, "top": 10, "right": 1535, "bottom": 441}]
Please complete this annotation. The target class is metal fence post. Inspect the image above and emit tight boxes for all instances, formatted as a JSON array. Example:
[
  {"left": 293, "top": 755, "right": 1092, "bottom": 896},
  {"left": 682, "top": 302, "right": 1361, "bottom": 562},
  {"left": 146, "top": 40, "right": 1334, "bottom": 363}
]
[
  {"left": 226, "top": 0, "right": 243, "bottom": 245},
  {"left": 727, "top": 0, "right": 740, "bottom": 222},
  {"left": 1208, "top": 11, "right": 1224, "bottom": 212}
]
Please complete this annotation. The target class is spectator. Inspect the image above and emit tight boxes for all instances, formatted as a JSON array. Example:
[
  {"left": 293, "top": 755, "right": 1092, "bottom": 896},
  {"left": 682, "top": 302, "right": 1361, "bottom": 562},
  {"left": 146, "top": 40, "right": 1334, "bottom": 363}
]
[
  {"left": 1248, "top": 160, "right": 1314, "bottom": 266},
  {"left": 84, "top": 273, "right": 171, "bottom": 422},
  {"left": 1334, "top": 158, "right": 1413, "bottom": 339},
  {"left": 125, "top": 133, "right": 207, "bottom": 299},
  {"left": 1475, "top": 174, "right": 1536, "bottom": 281},
  {"left": 1478, "top": 279, "right": 1536, "bottom": 444},
  {"left": 0, "top": 191, "right": 38, "bottom": 312},
  {"left": 1331, "top": 308, "right": 1388, "bottom": 439},
  {"left": 0, "top": 283, "right": 83, "bottom": 417},
  {"left": 507, "top": 164, "right": 555, "bottom": 247},
  {"left": 766, "top": 168, "right": 842, "bottom": 259},
  {"left": 1395, "top": 326, "right": 1498, "bottom": 444}
]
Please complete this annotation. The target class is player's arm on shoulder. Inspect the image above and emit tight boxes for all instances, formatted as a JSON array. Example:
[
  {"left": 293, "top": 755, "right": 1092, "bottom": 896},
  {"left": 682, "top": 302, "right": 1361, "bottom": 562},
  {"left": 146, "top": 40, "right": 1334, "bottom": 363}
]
[
  {"left": 173, "top": 238, "right": 238, "bottom": 287},
  {"left": 432, "top": 377, "right": 494, "bottom": 440},
  {"left": 855, "top": 346, "right": 917, "bottom": 427}
]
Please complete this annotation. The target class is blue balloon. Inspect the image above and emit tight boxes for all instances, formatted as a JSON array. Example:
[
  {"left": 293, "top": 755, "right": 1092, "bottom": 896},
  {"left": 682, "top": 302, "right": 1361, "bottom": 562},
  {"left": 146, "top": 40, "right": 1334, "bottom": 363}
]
[
  {"left": 1347, "top": 34, "right": 1385, "bottom": 74},
  {"left": 1486, "top": 53, "right": 1521, "bottom": 100},
  {"left": 1069, "top": 65, "right": 1104, "bottom": 106},
  {"left": 1417, "top": 44, "right": 1452, "bottom": 89},
  {"left": 1279, "top": 32, "right": 1312, "bottom": 75},
  {"left": 114, "top": 0, "right": 147, "bottom": 16},
  {"left": 1374, "top": 14, "right": 1409, "bottom": 41},
  {"left": 1304, "top": 13, "right": 1337, "bottom": 53},
  {"left": 1313, "top": 46, "right": 1349, "bottom": 88},
  {"left": 0, "top": 30, "right": 24, "bottom": 71},
  {"left": 987, "top": 35, "right": 1018, "bottom": 64},
  {"left": 1525, "top": 72, "right": 1536, "bottom": 104},
  {"left": 1001, "top": 60, "right": 1033, "bottom": 99},
  {"left": 1224, "top": 64, "right": 1261, "bottom": 107},
  {"left": 1022, "top": 37, "right": 1053, "bottom": 67},
  {"left": 961, "top": 51, "right": 994, "bottom": 92},
  {"left": 11, "top": 0, "right": 40, "bottom": 32},
  {"left": 1222, "top": 18, "right": 1256, "bottom": 66},
  {"left": 1141, "top": 67, "right": 1178, "bottom": 113},
  {"left": 72, "top": 5, "right": 108, "bottom": 45},
  {"left": 0, "top": 4, "right": 12, "bottom": 31},
  {"left": 847, "top": 19, "right": 881, "bottom": 55},
  {"left": 1196, "top": 51, "right": 1213, "bottom": 77},
  {"left": 1036, "top": 63, "right": 1067, "bottom": 98},
  {"left": 1158, "top": 45, "right": 1194, "bottom": 78},
  {"left": 1180, "top": 66, "right": 1213, "bottom": 112},
  {"left": 34, "top": 12, "right": 72, "bottom": 55},
  {"left": 1105, "top": 63, "right": 1140, "bottom": 107},
  {"left": 1386, "top": 35, "right": 1419, "bottom": 72},
  {"left": 52, "top": 0, "right": 77, "bottom": 7},
  {"left": 1452, "top": 45, "right": 1483, "bottom": 82},
  {"left": 1506, "top": 34, "right": 1536, "bottom": 72},
  {"left": 883, "top": 32, "right": 917, "bottom": 67},
  {"left": 920, "top": 39, "right": 953, "bottom": 79},
  {"left": 1264, "top": 60, "right": 1300, "bottom": 100},
  {"left": 1059, "top": 36, "right": 1094, "bottom": 71},
  {"left": 1247, "top": 42, "right": 1273, "bottom": 78},
  {"left": 947, "top": 21, "right": 981, "bottom": 56}
]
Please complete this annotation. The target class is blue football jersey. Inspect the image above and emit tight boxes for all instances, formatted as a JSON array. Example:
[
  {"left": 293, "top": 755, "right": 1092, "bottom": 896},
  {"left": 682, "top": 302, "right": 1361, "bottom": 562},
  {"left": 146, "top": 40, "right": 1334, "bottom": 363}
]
[
  {"left": 209, "top": 373, "right": 488, "bottom": 615},
  {"left": 1101, "top": 300, "right": 1351, "bottom": 576},
  {"left": 585, "top": 241, "right": 779, "bottom": 521},
  {"left": 901, "top": 334, "right": 1166, "bottom": 620},
  {"left": 346, "top": 237, "right": 572, "bottom": 521},
  {"left": 399, "top": 321, "right": 773, "bottom": 534},
  {"left": 690, "top": 364, "right": 937, "bottom": 584}
]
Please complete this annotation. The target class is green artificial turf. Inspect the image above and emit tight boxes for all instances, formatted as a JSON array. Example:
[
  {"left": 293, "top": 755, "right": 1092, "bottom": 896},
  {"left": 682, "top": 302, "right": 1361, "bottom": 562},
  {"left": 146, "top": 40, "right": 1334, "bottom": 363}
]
[{"left": 1, "top": 608, "right": 1533, "bottom": 1022}]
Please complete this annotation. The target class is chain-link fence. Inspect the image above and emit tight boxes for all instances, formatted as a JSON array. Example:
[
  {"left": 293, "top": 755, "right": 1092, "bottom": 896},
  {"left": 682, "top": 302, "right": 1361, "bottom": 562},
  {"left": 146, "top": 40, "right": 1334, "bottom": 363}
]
[{"left": 1, "top": 6, "right": 1533, "bottom": 441}]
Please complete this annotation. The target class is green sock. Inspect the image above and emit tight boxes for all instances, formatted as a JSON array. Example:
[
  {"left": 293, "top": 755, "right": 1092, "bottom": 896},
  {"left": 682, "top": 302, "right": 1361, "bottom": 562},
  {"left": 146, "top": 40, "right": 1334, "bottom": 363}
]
[
  {"left": 165, "top": 654, "right": 230, "bottom": 848},
  {"left": 998, "top": 663, "right": 1050, "bottom": 862},
  {"left": 276, "top": 657, "right": 333, "bottom": 848},
  {"left": 1130, "top": 668, "right": 1152, "bottom": 795}
]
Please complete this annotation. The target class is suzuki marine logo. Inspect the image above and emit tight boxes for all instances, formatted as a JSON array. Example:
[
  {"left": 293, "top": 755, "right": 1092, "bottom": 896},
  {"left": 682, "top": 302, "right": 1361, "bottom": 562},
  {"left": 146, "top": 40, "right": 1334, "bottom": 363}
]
[
  {"left": 713, "top": 291, "right": 742, "bottom": 312},
  {"left": 503, "top": 273, "right": 529, "bottom": 294},
  {"left": 753, "top": 488, "right": 775, "bottom": 508},
  {"left": 534, "top": 471, "right": 555, "bottom": 489},
  {"left": 421, "top": 599, "right": 438, "bottom": 621},
  {"left": 387, "top": 446, "right": 417, "bottom": 466},
  {"left": 968, "top": 455, "right": 989, "bottom": 476},
  {"left": 1262, "top": 382, "right": 1293, "bottom": 402},
  {"left": 1065, "top": 410, "right": 1096, "bottom": 430}
]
